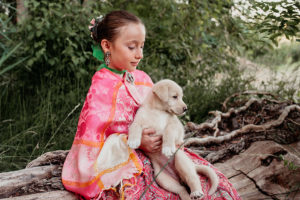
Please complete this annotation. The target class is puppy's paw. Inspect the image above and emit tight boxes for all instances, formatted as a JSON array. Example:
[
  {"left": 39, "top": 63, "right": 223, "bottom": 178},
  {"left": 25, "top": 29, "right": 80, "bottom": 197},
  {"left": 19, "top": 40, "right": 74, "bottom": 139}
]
[
  {"left": 162, "top": 146, "right": 176, "bottom": 157},
  {"left": 190, "top": 191, "right": 204, "bottom": 200},
  {"left": 127, "top": 138, "right": 141, "bottom": 149}
]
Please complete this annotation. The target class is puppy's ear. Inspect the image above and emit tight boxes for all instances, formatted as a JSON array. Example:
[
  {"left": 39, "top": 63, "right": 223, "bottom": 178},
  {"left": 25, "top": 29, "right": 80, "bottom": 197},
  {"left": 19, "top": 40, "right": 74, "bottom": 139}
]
[{"left": 153, "top": 83, "right": 168, "bottom": 102}]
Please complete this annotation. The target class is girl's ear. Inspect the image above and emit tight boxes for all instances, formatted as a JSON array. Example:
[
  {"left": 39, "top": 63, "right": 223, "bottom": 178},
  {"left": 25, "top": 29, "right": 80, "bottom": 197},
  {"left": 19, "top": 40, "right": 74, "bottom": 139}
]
[{"left": 100, "top": 39, "right": 111, "bottom": 53}]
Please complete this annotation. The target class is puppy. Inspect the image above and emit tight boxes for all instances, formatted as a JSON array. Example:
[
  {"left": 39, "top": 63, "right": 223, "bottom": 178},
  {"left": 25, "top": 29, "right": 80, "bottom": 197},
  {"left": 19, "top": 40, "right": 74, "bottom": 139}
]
[{"left": 127, "top": 79, "right": 219, "bottom": 200}]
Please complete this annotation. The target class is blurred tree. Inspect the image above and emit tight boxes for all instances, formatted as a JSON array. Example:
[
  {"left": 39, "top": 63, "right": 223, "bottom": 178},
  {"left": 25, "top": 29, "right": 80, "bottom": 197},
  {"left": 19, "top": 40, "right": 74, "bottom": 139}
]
[
  {"left": 234, "top": 0, "right": 300, "bottom": 46},
  {"left": 16, "top": 0, "right": 27, "bottom": 24},
  {"left": 0, "top": 1, "right": 28, "bottom": 76}
]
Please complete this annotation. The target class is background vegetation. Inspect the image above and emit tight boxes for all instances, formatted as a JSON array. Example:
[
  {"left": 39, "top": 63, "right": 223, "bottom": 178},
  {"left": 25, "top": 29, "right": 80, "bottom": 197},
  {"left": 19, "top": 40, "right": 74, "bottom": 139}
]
[{"left": 0, "top": 0, "right": 299, "bottom": 172}]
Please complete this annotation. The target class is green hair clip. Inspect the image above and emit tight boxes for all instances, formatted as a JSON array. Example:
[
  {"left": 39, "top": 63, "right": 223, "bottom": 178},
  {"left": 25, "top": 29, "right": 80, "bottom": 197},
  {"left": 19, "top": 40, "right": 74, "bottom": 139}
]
[
  {"left": 91, "top": 44, "right": 126, "bottom": 74},
  {"left": 91, "top": 44, "right": 108, "bottom": 71},
  {"left": 91, "top": 44, "right": 104, "bottom": 62}
]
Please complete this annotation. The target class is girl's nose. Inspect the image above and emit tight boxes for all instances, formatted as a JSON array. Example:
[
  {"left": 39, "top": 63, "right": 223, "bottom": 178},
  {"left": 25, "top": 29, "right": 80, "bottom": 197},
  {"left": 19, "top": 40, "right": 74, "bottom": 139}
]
[{"left": 135, "top": 49, "right": 143, "bottom": 59}]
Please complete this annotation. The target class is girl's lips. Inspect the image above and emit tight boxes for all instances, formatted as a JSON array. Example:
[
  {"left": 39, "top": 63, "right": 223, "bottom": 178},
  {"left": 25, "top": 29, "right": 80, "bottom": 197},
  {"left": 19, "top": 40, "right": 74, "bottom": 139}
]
[{"left": 131, "top": 62, "right": 139, "bottom": 66}]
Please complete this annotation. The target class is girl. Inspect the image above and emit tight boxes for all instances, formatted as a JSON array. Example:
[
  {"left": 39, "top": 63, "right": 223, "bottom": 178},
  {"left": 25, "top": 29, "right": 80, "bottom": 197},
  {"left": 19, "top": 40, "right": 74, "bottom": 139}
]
[{"left": 62, "top": 10, "right": 241, "bottom": 200}]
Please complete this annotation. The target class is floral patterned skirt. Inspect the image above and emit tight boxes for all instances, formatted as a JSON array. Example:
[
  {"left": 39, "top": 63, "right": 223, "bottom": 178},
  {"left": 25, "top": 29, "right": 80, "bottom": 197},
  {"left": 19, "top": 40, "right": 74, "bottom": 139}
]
[{"left": 85, "top": 149, "right": 241, "bottom": 200}]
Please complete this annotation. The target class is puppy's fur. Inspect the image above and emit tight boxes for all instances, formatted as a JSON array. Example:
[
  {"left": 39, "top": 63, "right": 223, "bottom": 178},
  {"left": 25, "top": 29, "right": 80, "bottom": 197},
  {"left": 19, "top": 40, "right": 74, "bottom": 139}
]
[{"left": 128, "top": 79, "right": 219, "bottom": 200}]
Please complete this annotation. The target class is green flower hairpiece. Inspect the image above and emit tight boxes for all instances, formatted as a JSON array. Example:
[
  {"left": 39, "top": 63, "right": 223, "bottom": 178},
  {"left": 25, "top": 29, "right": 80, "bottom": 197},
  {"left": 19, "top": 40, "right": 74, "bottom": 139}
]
[
  {"left": 91, "top": 44, "right": 126, "bottom": 74},
  {"left": 91, "top": 44, "right": 107, "bottom": 70},
  {"left": 91, "top": 44, "right": 104, "bottom": 62}
]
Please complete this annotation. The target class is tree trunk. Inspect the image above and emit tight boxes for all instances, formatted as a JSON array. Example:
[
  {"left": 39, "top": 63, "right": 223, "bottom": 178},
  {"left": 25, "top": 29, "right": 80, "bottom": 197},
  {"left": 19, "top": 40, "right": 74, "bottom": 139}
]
[{"left": 16, "top": 0, "right": 27, "bottom": 24}]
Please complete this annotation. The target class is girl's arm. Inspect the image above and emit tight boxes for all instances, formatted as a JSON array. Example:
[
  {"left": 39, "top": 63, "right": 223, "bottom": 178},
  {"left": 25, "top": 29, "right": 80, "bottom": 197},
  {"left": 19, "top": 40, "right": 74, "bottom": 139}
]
[{"left": 139, "top": 128, "right": 162, "bottom": 153}]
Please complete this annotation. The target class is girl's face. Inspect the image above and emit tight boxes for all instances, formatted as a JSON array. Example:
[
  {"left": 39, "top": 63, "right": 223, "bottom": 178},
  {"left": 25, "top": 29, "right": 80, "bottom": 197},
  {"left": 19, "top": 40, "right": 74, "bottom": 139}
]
[{"left": 106, "top": 23, "right": 145, "bottom": 72}]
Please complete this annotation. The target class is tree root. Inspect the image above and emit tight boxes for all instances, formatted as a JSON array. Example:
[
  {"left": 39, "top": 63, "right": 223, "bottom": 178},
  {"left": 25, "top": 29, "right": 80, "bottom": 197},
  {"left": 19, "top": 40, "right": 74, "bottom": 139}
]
[
  {"left": 185, "top": 100, "right": 300, "bottom": 147},
  {"left": 222, "top": 90, "right": 280, "bottom": 111}
]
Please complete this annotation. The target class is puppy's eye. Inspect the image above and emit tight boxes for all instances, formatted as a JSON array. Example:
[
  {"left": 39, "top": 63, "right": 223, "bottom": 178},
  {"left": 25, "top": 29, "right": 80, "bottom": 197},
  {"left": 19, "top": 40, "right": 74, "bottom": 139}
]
[{"left": 173, "top": 96, "right": 178, "bottom": 99}]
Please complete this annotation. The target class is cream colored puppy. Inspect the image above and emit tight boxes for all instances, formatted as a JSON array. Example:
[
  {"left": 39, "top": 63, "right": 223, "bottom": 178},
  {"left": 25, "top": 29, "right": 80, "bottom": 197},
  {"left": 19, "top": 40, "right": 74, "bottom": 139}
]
[{"left": 128, "top": 79, "right": 219, "bottom": 200}]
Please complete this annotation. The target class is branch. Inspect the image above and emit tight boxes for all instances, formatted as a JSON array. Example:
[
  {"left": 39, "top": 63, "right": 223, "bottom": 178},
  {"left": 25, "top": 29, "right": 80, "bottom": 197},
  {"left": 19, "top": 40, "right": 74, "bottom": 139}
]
[
  {"left": 187, "top": 98, "right": 262, "bottom": 137},
  {"left": 185, "top": 105, "right": 300, "bottom": 146},
  {"left": 222, "top": 91, "right": 279, "bottom": 111}
]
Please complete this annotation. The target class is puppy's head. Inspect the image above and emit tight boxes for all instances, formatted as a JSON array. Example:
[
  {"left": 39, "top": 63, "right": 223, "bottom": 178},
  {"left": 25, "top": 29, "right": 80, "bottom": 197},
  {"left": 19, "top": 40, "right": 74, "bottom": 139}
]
[{"left": 152, "top": 79, "right": 187, "bottom": 116}]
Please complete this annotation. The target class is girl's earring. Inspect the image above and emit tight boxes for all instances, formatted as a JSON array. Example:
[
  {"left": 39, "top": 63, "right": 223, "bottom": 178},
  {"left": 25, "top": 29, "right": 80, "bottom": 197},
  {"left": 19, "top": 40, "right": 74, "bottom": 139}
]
[{"left": 105, "top": 52, "right": 110, "bottom": 66}]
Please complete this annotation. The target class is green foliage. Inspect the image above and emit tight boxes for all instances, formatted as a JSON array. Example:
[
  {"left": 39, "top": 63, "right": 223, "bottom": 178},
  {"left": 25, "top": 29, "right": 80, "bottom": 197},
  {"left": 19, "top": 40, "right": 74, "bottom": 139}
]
[
  {"left": 280, "top": 154, "right": 299, "bottom": 171},
  {"left": 252, "top": 42, "right": 300, "bottom": 68},
  {"left": 13, "top": 0, "right": 97, "bottom": 87},
  {"left": 0, "top": 3, "right": 28, "bottom": 75},
  {"left": 235, "top": 0, "right": 300, "bottom": 46}
]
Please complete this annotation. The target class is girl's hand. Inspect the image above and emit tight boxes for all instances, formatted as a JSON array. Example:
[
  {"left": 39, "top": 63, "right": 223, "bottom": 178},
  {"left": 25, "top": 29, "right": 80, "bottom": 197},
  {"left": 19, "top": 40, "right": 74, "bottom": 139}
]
[{"left": 139, "top": 128, "right": 162, "bottom": 153}]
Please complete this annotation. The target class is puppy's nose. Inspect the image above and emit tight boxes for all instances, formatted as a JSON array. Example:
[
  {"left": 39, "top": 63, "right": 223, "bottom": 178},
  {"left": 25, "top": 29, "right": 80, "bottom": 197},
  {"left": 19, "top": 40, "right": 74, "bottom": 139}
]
[{"left": 183, "top": 106, "right": 187, "bottom": 113}]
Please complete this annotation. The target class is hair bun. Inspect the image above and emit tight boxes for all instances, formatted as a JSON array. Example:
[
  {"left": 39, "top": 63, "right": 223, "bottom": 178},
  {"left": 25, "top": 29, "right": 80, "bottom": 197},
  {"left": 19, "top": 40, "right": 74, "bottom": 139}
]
[
  {"left": 89, "top": 11, "right": 143, "bottom": 43},
  {"left": 89, "top": 16, "right": 103, "bottom": 42}
]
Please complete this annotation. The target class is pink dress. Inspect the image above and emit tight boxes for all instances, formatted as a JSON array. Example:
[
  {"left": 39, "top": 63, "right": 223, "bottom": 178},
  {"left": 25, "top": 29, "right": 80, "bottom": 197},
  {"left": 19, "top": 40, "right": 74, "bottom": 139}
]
[{"left": 62, "top": 68, "right": 241, "bottom": 200}]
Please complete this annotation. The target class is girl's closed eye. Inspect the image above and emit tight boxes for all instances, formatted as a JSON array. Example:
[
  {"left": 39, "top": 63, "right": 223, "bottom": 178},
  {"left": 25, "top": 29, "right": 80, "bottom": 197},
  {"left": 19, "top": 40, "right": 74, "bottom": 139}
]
[{"left": 128, "top": 46, "right": 135, "bottom": 50}]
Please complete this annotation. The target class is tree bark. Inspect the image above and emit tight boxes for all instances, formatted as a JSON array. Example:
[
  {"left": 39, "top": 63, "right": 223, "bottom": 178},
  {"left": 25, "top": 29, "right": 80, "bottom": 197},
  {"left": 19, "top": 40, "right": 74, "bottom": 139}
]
[
  {"left": 215, "top": 140, "right": 300, "bottom": 200},
  {"left": 2, "top": 191, "right": 76, "bottom": 200},
  {"left": 16, "top": 0, "right": 27, "bottom": 24},
  {"left": 0, "top": 151, "right": 70, "bottom": 199}
]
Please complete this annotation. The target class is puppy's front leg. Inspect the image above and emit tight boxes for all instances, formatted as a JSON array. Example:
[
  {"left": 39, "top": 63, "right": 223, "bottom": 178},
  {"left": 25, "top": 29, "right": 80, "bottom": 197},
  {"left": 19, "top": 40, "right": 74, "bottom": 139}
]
[
  {"left": 127, "top": 122, "right": 143, "bottom": 149},
  {"left": 162, "top": 123, "right": 177, "bottom": 157}
]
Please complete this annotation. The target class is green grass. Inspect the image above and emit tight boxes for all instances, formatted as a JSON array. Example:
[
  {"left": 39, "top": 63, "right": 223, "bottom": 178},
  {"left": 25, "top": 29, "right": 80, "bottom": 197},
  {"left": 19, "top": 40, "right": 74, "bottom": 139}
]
[
  {"left": 252, "top": 42, "right": 300, "bottom": 71},
  {"left": 0, "top": 79, "right": 87, "bottom": 172}
]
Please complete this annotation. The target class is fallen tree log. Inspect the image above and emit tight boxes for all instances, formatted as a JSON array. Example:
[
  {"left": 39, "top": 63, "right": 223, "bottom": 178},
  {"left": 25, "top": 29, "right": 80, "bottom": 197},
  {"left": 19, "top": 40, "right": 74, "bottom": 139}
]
[
  {"left": 0, "top": 165, "right": 61, "bottom": 198},
  {"left": 2, "top": 191, "right": 76, "bottom": 200},
  {"left": 0, "top": 150, "right": 72, "bottom": 199},
  {"left": 0, "top": 93, "right": 299, "bottom": 199},
  {"left": 215, "top": 140, "right": 300, "bottom": 200}
]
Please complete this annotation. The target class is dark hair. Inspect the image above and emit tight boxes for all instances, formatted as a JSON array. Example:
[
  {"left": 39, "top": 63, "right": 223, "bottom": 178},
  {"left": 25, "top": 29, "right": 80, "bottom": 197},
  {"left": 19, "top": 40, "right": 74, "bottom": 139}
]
[{"left": 91, "top": 10, "right": 143, "bottom": 43}]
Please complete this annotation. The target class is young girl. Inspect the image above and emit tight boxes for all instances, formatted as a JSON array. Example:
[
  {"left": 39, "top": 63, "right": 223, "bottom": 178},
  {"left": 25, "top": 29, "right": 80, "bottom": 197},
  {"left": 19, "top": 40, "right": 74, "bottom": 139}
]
[{"left": 62, "top": 10, "right": 241, "bottom": 200}]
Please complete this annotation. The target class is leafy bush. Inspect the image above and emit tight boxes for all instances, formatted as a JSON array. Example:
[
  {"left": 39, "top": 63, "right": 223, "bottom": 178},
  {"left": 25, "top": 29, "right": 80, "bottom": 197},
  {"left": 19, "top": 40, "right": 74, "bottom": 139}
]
[{"left": 0, "top": 0, "right": 101, "bottom": 171}]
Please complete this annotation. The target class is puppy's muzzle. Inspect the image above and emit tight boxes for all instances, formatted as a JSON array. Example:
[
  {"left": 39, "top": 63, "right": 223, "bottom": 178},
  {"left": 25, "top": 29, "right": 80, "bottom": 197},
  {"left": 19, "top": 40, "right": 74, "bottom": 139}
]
[
  {"left": 183, "top": 106, "right": 187, "bottom": 113},
  {"left": 177, "top": 106, "right": 187, "bottom": 116}
]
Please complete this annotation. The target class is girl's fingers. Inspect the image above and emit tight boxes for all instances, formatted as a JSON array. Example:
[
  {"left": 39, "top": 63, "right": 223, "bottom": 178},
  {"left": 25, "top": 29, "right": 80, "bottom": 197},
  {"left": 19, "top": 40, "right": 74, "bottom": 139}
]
[
  {"left": 152, "top": 141, "right": 162, "bottom": 152},
  {"left": 150, "top": 135, "right": 161, "bottom": 141},
  {"left": 151, "top": 135, "right": 162, "bottom": 141},
  {"left": 145, "top": 135, "right": 160, "bottom": 144},
  {"left": 152, "top": 145, "right": 161, "bottom": 153},
  {"left": 155, "top": 140, "right": 162, "bottom": 146},
  {"left": 140, "top": 128, "right": 162, "bottom": 153},
  {"left": 143, "top": 128, "right": 156, "bottom": 135}
]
